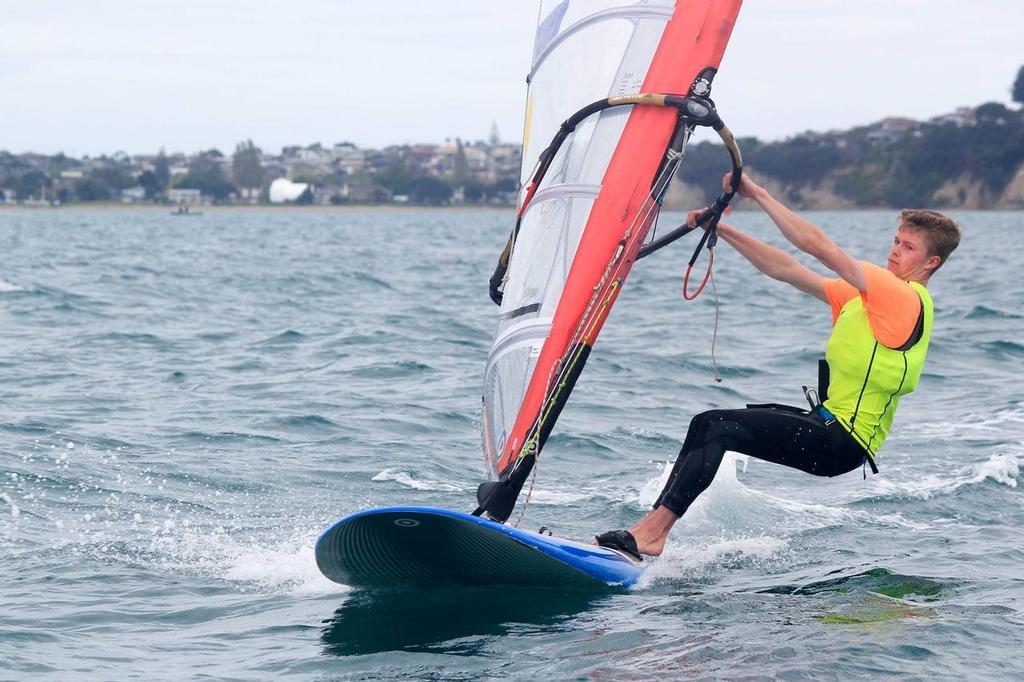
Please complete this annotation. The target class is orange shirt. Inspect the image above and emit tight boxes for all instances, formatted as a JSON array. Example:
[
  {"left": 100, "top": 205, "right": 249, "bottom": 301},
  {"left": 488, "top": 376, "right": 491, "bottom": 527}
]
[{"left": 823, "top": 262, "right": 922, "bottom": 349}]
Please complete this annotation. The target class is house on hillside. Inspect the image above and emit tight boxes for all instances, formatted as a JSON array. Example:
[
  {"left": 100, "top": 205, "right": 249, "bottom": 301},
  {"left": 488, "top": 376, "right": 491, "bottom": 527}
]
[
  {"left": 931, "top": 106, "right": 977, "bottom": 128},
  {"left": 867, "top": 117, "right": 919, "bottom": 144},
  {"left": 331, "top": 143, "right": 365, "bottom": 174},
  {"left": 120, "top": 186, "right": 146, "bottom": 203},
  {"left": 168, "top": 188, "right": 202, "bottom": 205}
]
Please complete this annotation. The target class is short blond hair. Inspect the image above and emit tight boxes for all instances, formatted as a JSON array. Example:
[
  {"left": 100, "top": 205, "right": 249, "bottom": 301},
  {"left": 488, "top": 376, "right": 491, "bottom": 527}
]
[{"left": 900, "top": 209, "right": 961, "bottom": 271}]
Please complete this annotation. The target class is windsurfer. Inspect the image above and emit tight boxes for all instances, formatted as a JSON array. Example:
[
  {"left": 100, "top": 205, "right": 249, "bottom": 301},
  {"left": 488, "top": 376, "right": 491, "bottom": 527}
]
[{"left": 597, "top": 173, "right": 961, "bottom": 560}]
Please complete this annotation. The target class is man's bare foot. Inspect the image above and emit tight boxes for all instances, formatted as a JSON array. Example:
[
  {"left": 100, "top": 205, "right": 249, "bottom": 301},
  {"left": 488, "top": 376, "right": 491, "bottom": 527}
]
[
  {"left": 627, "top": 526, "right": 668, "bottom": 557},
  {"left": 627, "top": 506, "right": 679, "bottom": 557}
]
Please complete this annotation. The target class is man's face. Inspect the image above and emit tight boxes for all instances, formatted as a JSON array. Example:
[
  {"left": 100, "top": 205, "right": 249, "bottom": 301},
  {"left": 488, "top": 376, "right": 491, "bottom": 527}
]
[{"left": 887, "top": 225, "right": 938, "bottom": 280}]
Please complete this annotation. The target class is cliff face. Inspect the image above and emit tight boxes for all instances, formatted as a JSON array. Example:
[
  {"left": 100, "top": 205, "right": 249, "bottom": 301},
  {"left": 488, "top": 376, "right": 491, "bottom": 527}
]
[
  {"left": 997, "top": 165, "right": 1024, "bottom": 208},
  {"left": 668, "top": 103, "right": 1024, "bottom": 210},
  {"left": 931, "top": 175, "right": 990, "bottom": 209}
]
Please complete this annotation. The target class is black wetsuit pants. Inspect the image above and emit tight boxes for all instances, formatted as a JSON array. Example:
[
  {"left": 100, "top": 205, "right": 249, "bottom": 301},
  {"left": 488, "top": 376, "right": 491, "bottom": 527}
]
[{"left": 655, "top": 404, "right": 870, "bottom": 516}]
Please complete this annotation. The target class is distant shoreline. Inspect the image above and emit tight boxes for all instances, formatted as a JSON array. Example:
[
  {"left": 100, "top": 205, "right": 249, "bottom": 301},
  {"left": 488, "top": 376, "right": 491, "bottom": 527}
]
[
  {"left": 1, "top": 203, "right": 1017, "bottom": 213},
  {"left": 0, "top": 202, "right": 515, "bottom": 212}
]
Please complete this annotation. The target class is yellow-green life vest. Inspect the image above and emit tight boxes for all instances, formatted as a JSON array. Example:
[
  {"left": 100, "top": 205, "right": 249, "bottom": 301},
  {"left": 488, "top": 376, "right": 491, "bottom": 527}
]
[{"left": 823, "top": 281, "right": 933, "bottom": 458}]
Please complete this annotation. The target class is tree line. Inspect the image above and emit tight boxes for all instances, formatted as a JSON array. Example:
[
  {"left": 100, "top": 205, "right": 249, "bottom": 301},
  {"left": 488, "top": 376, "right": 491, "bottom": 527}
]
[{"left": 0, "top": 142, "right": 260, "bottom": 203}]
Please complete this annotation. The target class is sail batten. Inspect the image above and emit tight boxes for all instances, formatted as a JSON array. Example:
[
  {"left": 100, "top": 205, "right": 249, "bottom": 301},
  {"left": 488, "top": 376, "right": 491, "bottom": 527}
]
[{"left": 530, "top": 5, "right": 674, "bottom": 81}]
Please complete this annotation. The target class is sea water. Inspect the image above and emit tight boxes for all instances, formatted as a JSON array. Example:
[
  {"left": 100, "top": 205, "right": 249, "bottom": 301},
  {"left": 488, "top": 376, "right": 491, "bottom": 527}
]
[{"left": 1, "top": 207, "right": 1021, "bottom": 679}]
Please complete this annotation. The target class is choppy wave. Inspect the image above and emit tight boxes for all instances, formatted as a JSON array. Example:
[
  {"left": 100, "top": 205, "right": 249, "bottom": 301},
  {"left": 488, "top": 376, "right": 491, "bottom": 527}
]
[
  {"left": 965, "top": 305, "right": 1022, "bottom": 320},
  {"left": 980, "top": 340, "right": 1024, "bottom": 357},
  {"left": 900, "top": 404, "right": 1024, "bottom": 440},
  {"left": 2, "top": 491, "right": 21, "bottom": 518},
  {"left": 867, "top": 452, "right": 1019, "bottom": 500},
  {"left": 259, "top": 329, "right": 306, "bottom": 345},
  {"left": 0, "top": 279, "right": 26, "bottom": 293},
  {"left": 371, "top": 468, "right": 462, "bottom": 492}
]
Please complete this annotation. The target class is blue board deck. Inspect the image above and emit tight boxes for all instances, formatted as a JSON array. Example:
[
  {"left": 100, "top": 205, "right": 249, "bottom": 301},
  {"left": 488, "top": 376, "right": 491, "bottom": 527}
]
[{"left": 315, "top": 506, "right": 642, "bottom": 589}]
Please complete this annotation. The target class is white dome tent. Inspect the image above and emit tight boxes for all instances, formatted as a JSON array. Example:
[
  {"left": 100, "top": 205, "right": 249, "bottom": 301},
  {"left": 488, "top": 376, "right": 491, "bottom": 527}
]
[{"left": 269, "top": 178, "right": 312, "bottom": 203}]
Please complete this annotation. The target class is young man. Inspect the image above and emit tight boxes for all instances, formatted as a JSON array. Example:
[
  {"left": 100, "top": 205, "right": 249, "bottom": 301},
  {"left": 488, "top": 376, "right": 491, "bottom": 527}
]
[{"left": 597, "top": 173, "right": 961, "bottom": 559}]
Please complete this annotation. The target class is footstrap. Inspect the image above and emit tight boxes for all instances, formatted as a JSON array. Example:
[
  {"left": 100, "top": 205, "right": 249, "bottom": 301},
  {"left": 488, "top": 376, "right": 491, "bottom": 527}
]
[{"left": 595, "top": 530, "right": 643, "bottom": 562}]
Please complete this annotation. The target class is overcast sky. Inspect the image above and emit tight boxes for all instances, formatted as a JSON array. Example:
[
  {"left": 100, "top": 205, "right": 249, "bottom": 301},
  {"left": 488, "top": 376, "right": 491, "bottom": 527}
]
[{"left": 3, "top": 0, "right": 1021, "bottom": 156}]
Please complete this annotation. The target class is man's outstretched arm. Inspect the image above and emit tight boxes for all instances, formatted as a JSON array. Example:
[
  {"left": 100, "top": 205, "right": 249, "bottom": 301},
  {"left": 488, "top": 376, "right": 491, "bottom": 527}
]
[
  {"left": 725, "top": 173, "right": 867, "bottom": 292},
  {"left": 688, "top": 212, "right": 827, "bottom": 302}
]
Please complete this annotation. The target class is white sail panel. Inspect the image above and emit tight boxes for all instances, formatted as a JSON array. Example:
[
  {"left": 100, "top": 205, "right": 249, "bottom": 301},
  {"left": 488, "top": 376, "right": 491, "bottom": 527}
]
[{"left": 482, "top": 0, "right": 674, "bottom": 477}]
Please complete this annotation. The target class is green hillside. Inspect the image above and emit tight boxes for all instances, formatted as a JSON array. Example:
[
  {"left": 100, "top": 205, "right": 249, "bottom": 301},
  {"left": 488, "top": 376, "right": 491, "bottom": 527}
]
[{"left": 677, "top": 101, "right": 1024, "bottom": 209}]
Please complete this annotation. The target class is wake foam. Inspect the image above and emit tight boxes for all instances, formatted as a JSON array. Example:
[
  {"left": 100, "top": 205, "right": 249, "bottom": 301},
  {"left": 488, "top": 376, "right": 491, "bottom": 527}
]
[
  {"left": 145, "top": 526, "right": 342, "bottom": 596},
  {"left": 8, "top": 439, "right": 351, "bottom": 595},
  {"left": 637, "top": 453, "right": 856, "bottom": 533},
  {"left": 630, "top": 452, "right": 937, "bottom": 587},
  {"left": 634, "top": 453, "right": 796, "bottom": 586},
  {"left": 638, "top": 534, "right": 790, "bottom": 588}
]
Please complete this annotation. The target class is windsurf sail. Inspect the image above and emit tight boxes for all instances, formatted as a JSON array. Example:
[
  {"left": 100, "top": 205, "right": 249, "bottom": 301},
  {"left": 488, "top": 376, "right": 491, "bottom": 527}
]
[{"left": 478, "top": 0, "right": 744, "bottom": 523}]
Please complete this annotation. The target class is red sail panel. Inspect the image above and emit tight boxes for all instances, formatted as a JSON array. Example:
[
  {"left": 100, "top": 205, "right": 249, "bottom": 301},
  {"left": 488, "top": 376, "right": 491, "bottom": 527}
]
[{"left": 497, "top": 0, "right": 742, "bottom": 475}]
